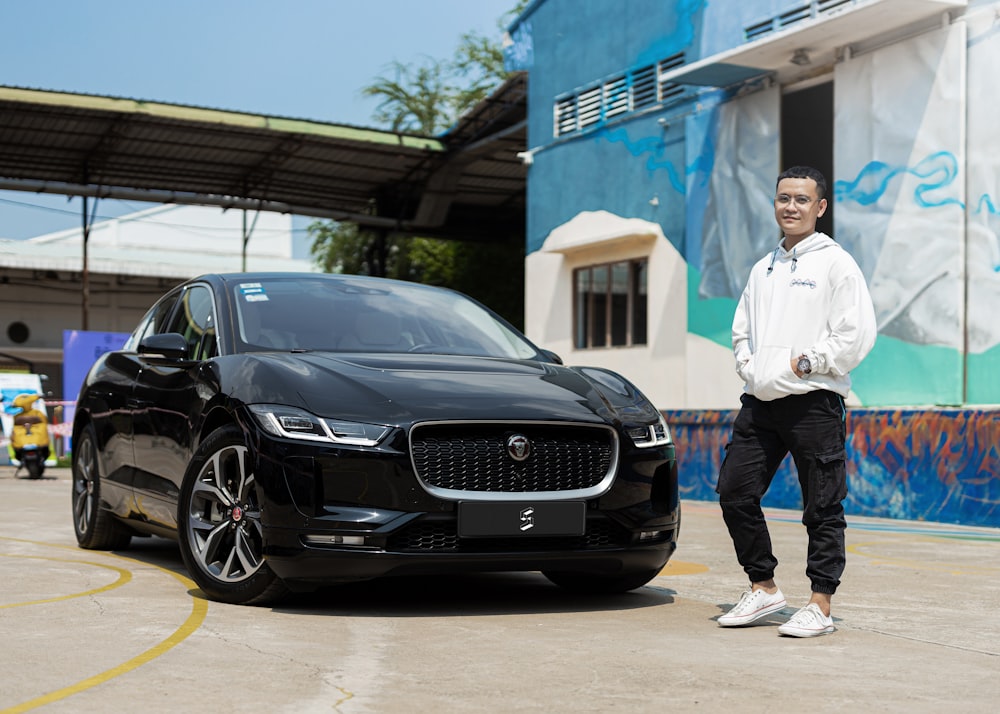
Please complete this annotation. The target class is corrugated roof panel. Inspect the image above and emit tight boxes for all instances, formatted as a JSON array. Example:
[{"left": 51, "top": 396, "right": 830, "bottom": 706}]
[{"left": 0, "top": 73, "right": 525, "bottom": 242}]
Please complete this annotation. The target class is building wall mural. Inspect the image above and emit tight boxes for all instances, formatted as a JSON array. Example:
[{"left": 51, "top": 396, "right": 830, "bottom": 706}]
[
  {"left": 669, "top": 407, "right": 1000, "bottom": 529},
  {"left": 961, "top": 7, "right": 1000, "bottom": 404},
  {"left": 835, "top": 23, "right": 967, "bottom": 406},
  {"left": 508, "top": 0, "right": 1000, "bottom": 526}
]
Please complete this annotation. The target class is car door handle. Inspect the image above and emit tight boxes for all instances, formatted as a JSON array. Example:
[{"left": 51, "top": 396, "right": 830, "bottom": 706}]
[{"left": 127, "top": 398, "right": 153, "bottom": 409}]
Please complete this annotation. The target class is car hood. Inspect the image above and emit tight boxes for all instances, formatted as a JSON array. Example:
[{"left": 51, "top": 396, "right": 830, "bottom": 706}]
[{"left": 218, "top": 352, "right": 659, "bottom": 427}]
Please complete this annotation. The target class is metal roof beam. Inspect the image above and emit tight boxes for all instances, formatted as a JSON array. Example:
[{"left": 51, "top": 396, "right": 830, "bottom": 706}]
[{"left": 0, "top": 178, "right": 412, "bottom": 231}]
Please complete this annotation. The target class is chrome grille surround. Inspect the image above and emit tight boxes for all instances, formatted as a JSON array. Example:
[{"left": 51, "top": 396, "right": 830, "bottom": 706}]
[{"left": 408, "top": 420, "right": 619, "bottom": 501}]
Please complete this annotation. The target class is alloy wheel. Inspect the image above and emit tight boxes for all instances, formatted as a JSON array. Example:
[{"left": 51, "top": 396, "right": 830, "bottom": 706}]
[
  {"left": 185, "top": 444, "right": 265, "bottom": 583},
  {"left": 72, "top": 436, "right": 97, "bottom": 537}
]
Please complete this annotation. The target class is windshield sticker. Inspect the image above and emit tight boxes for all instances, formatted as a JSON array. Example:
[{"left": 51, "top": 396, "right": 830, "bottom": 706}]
[{"left": 239, "top": 283, "right": 269, "bottom": 302}]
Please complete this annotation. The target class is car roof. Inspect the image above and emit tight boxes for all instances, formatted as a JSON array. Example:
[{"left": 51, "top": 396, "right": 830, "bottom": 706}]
[{"left": 193, "top": 272, "right": 437, "bottom": 292}]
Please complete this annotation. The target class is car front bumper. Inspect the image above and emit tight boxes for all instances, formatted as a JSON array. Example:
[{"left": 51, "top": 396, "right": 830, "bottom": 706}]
[{"left": 249, "top": 425, "right": 680, "bottom": 588}]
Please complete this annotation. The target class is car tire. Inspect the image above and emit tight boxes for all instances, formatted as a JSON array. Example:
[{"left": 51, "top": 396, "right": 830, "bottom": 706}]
[
  {"left": 72, "top": 424, "right": 132, "bottom": 550},
  {"left": 542, "top": 567, "right": 662, "bottom": 594},
  {"left": 177, "top": 425, "right": 288, "bottom": 606}
]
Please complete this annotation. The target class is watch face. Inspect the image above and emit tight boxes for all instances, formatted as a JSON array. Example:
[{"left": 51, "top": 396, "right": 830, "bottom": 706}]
[{"left": 798, "top": 357, "right": 811, "bottom": 373}]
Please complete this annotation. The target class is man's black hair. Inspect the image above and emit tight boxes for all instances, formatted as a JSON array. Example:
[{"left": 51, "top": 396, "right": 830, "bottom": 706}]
[{"left": 777, "top": 166, "right": 827, "bottom": 200}]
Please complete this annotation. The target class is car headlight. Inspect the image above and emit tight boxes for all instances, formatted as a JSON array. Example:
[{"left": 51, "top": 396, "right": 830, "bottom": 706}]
[
  {"left": 626, "top": 413, "right": 673, "bottom": 448},
  {"left": 248, "top": 404, "right": 391, "bottom": 447}
]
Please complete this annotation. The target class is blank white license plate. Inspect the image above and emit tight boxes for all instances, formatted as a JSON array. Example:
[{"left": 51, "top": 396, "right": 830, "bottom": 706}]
[{"left": 458, "top": 501, "right": 586, "bottom": 537}]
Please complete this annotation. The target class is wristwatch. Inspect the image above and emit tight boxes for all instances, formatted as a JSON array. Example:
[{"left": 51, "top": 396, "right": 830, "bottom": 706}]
[{"left": 797, "top": 355, "right": 812, "bottom": 375}]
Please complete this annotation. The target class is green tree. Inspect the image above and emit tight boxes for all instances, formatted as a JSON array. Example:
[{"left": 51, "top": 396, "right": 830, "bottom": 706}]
[
  {"left": 362, "top": 57, "right": 455, "bottom": 135},
  {"left": 360, "top": 0, "right": 528, "bottom": 132},
  {"left": 310, "top": 221, "right": 457, "bottom": 287}
]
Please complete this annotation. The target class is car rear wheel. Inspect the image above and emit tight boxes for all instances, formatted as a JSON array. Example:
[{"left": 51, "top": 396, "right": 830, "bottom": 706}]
[
  {"left": 178, "top": 425, "right": 288, "bottom": 606},
  {"left": 542, "top": 567, "right": 662, "bottom": 594},
  {"left": 72, "top": 424, "right": 132, "bottom": 550}
]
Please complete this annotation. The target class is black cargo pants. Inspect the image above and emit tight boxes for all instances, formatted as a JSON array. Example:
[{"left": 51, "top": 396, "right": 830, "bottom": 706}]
[{"left": 716, "top": 389, "right": 848, "bottom": 595}]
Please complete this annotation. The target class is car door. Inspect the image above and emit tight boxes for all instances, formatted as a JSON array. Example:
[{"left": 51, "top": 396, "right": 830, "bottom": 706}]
[
  {"left": 83, "top": 291, "right": 181, "bottom": 519},
  {"left": 130, "top": 283, "right": 219, "bottom": 529}
]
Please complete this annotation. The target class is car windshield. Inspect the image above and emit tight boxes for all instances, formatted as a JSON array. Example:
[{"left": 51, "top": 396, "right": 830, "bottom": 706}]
[{"left": 231, "top": 277, "right": 540, "bottom": 359}]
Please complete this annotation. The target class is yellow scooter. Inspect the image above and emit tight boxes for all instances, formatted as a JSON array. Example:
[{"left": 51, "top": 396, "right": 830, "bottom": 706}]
[{"left": 10, "top": 393, "right": 51, "bottom": 479}]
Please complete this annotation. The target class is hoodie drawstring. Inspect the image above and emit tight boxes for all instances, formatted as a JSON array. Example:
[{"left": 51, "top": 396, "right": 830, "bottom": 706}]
[
  {"left": 768, "top": 245, "right": 799, "bottom": 275},
  {"left": 766, "top": 247, "right": 779, "bottom": 276}
]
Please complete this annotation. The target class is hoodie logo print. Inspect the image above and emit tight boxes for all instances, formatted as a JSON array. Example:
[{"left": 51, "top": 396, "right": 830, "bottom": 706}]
[{"left": 790, "top": 278, "right": 817, "bottom": 289}]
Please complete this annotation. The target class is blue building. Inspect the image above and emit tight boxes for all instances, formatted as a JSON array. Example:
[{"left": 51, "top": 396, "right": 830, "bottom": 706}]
[{"left": 506, "top": 0, "right": 999, "bottom": 526}]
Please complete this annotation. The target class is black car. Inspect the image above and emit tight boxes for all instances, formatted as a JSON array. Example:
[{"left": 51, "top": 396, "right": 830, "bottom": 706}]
[{"left": 71, "top": 273, "right": 679, "bottom": 605}]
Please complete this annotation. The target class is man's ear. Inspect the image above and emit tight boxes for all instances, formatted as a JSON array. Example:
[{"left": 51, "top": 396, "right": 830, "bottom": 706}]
[{"left": 817, "top": 198, "right": 828, "bottom": 217}]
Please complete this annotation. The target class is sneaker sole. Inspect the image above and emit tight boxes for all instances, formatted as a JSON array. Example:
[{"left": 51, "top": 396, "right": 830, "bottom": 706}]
[
  {"left": 717, "top": 599, "right": 787, "bottom": 627},
  {"left": 777, "top": 625, "right": 835, "bottom": 638}
]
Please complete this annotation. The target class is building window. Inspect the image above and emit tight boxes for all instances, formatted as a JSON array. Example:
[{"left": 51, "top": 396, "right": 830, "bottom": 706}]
[
  {"left": 745, "top": 0, "right": 853, "bottom": 41},
  {"left": 554, "top": 53, "right": 685, "bottom": 137},
  {"left": 574, "top": 259, "right": 648, "bottom": 349}
]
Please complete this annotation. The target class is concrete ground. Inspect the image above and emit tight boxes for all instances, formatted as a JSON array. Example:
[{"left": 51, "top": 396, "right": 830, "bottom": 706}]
[{"left": 1, "top": 465, "right": 998, "bottom": 713}]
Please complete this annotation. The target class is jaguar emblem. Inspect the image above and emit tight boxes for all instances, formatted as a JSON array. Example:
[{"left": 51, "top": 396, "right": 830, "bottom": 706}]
[{"left": 506, "top": 434, "right": 532, "bottom": 462}]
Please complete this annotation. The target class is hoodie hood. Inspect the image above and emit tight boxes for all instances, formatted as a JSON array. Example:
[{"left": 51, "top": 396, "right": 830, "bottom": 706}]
[{"left": 766, "top": 232, "right": 838, "bottom": 275}]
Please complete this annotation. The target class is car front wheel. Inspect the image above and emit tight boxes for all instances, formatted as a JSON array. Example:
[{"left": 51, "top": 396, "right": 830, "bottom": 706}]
[{"left": 177, "top": 425, "right": 288, "bottom": 606}]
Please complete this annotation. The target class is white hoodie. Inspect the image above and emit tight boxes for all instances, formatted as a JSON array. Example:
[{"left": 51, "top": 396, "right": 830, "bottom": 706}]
[{"left": 733, "top": 232, "right": 877, "bottom": 401}]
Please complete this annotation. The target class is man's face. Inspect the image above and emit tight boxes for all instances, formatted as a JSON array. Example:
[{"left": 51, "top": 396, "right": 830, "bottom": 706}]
[{"left": 774, "top": 177, "right": 827, "bottom": 241}]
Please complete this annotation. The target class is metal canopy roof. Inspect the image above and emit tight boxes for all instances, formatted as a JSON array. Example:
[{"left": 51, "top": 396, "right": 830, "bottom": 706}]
[{"left": 0, "top": 72, "right": 527, "bottom": 242}]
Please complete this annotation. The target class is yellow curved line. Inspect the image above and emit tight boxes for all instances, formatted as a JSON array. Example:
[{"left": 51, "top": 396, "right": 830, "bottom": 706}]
[
  {"left": 659, "top": 560, "right": 710, "bottom": 576},
  {"left": 0, "top": 554, "right": 132, "bottom": 608},
  {"left": 848, "top": 540, "right": 1000, "bottom": 575},
  {"left": 0, "top": 541, "right": 208, "bottom": 714}
]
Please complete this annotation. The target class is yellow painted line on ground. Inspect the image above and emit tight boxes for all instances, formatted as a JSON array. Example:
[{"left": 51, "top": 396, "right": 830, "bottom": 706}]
[
  {"left": 332, "top": 686, "right": 355, "bottom": 711},
  {"left": 848, "top": 539, "right": 1000, "bottom": 575},
  {"left": 0, "top": 553, "right": 131, "bottom": 607},
  {"left": 0, "top": 538, "right": 208, "bottom": 714},
  {"left": 659, "top": 560, "right": 710, "bottom": 576}
]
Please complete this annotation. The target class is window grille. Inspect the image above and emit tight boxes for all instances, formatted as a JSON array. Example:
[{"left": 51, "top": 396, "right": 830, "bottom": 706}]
[
  {"left": 658, "top": 53, "right": 685, "bottom": 103},
  {"left": 578, "top": 87, "right": 602, "bottom": 128},
  {"left": 555, "top": 96, "right": 578, "bottom": 136},
  {"left": 744, "top": 0, "right": 855, "bottom": 42},
  {"left": 603, "top": 75, "right": 630, "bottom": 119},
  {"left": 632, "top": 65, "right": 658, "bottom": 110},
  {"left": 553, "top": 53, "right": 686, "bottom": 137}
]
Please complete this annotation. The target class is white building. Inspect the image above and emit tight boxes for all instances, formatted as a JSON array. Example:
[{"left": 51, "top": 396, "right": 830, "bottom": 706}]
[{"left": 0, "top": 203, "right": 314, "bottom": 396}]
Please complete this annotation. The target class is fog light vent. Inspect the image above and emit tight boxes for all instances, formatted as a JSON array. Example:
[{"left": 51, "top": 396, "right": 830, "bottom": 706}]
[{"left": 303, "top": 534, "right": 368, "bottom": 546}]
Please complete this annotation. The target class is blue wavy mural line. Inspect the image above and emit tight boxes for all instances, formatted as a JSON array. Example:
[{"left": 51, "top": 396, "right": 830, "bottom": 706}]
[
  {"left": 834, "top": 152, "right": 965, "bottom": 209},
  {"left": 634, "top": 0, "right": 704, "bottom": 68},
  {"left": 599, "top": 127, "right": 686, "bottom": 194},
  {"left": 977, "top": 194, "right": 997, "bottom": 214}
]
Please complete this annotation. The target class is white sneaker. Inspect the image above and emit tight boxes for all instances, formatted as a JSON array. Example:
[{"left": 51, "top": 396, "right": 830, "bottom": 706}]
[
  {"left": 717, "top": 587, "right": 786, "bottom": 627},
  {"left": 778, "top": 603, "right": 835, "bottom": 637}
]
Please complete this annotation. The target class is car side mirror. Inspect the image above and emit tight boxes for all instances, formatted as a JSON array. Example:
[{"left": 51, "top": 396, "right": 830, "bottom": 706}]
[
  {"left": 538, "top": 349, "right": 563, "bottom": 365},
  {"left": 138, "top": 333, "right": 189, "bottom": 360}
]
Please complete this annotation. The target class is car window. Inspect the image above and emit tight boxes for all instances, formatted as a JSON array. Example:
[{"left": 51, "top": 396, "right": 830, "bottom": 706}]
[
  {"left": 231, "top": 277, "right": 539, "bottom": 359},
  {"left": 164, "top": 285, "right": 217, "bottom": 360},
  {"left": 125, "top": 290, "right": 182, "bottom": 351}
]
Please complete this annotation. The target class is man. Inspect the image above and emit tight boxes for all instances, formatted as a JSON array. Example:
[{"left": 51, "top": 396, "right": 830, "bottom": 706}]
[{"left": 716, "top": 166, "right": 877, "bottom": 637}]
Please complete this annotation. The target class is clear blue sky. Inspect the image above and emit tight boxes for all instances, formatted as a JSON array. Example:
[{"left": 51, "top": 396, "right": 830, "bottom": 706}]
[{"left": 0, "top": 0, "right": 519, "bottom": 240}]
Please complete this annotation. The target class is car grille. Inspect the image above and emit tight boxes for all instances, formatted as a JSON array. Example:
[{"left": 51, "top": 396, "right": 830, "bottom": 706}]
[
  {"left": 387, "top": 518, "right": 631, "bottom": 552},
  {"left": 409, "top": 421, "right": 616, "bottom": 494}
]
